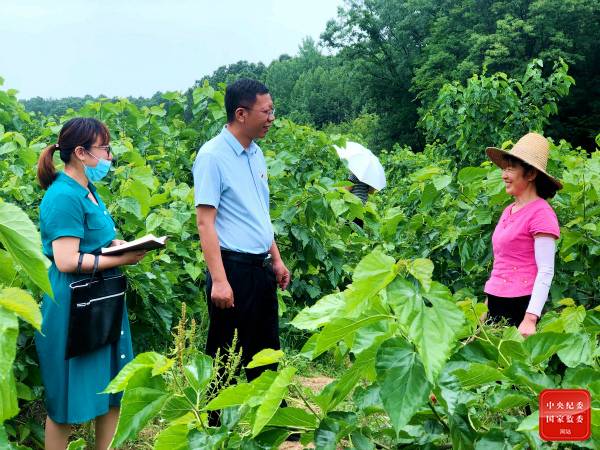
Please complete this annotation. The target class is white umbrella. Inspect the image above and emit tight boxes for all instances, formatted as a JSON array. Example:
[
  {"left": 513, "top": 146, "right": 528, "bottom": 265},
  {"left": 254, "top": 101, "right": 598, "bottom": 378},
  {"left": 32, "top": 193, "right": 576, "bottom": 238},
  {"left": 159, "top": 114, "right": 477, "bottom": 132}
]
[{"left": 334, "top": 141, "right": 386, "bottom": 190}]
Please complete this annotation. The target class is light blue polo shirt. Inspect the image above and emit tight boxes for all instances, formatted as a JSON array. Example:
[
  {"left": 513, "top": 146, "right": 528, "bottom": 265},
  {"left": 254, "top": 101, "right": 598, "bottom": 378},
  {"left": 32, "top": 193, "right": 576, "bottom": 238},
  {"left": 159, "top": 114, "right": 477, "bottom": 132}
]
[{"left": 192, "top": 126, "right": 274, "bottom": 254}]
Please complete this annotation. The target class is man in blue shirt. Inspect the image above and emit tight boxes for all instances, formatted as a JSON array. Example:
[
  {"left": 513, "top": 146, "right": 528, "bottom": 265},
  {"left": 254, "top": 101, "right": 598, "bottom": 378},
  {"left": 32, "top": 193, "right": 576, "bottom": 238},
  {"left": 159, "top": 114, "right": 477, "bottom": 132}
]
[{"left": 193, "top": 79, "right": 290, "bottom": 386}]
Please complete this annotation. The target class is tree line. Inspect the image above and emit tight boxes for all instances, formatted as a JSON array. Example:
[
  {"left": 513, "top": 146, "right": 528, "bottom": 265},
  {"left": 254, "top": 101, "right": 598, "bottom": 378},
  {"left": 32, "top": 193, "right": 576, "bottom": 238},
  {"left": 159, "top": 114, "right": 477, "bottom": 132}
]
[{"left": 22, "top": 0, "right": 600, "bottom": 152}]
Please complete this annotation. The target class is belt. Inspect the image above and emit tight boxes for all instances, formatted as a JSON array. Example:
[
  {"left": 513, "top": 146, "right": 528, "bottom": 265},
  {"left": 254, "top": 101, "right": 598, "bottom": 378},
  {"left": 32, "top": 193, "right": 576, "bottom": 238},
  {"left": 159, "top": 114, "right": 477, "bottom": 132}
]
[{"left": 220, "top": 249, "right": 272, "bottom": 268}]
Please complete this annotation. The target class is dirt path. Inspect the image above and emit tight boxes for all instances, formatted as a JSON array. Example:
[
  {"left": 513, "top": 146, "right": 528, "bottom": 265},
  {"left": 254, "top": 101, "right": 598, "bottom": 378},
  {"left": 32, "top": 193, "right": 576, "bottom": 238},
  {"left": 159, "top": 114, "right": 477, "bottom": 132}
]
[
  {"left": 297, "top": 375, "right": 335, "bottom": 393},
  {"left": 278, "top": 376, "right": 335, "bottom": 449}
]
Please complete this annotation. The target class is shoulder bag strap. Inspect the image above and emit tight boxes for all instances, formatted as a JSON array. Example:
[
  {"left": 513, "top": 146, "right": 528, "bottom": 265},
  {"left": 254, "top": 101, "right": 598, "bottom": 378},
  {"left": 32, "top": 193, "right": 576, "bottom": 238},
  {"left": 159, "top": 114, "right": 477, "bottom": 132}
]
[
  {"left": 76, "top": 252, "right": 85, "bottom": 275},
  {"left": 90, "top": 254, "right": 100, "bottom": 280}
]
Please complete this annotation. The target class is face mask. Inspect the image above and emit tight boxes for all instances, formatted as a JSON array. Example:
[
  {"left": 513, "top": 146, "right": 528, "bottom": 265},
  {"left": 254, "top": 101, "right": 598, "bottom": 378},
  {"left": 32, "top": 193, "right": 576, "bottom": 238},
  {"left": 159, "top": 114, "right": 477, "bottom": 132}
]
[{"left": 82, "top": 152, "right": 112, "bottom": 182}]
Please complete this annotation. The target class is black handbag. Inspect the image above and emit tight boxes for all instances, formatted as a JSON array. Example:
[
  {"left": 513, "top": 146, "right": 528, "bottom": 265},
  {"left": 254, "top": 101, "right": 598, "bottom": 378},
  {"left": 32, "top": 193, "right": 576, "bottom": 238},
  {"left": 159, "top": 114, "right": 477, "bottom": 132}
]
[{"left": 65, "top": 254, "right": 127, "bottom": 359}]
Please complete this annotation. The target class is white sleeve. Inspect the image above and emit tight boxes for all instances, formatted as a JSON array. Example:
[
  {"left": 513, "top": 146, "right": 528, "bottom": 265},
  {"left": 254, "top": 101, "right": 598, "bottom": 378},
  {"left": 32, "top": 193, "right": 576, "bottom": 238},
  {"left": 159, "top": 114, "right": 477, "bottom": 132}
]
[{"left": 526, "top": 236, "right": 556, "bottom": 317}]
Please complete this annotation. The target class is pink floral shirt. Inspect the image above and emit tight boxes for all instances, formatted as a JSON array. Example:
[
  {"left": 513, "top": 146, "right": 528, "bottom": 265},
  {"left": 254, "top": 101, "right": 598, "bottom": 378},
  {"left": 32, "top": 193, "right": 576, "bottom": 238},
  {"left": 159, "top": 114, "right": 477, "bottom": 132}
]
[{"left": 484, "top": 198, "right": 560, "bottom": 297}]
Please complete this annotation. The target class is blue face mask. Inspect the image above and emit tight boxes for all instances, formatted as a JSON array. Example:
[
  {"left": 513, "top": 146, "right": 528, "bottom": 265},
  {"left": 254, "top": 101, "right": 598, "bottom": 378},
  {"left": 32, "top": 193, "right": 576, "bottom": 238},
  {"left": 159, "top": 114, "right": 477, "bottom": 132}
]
[{"left": 82, "top": 152, "right": 112, "bottom": 182}]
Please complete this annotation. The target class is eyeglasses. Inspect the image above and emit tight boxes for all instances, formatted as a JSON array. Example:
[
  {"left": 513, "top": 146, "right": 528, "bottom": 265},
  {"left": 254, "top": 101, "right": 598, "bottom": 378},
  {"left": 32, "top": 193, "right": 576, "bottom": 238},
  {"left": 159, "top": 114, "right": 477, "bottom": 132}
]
[
  {"left": 89, "top": 145, "right": 112, "bottom": 158},
  {"left": 241, "top": 107, "right": 275, "bottom": 118}
]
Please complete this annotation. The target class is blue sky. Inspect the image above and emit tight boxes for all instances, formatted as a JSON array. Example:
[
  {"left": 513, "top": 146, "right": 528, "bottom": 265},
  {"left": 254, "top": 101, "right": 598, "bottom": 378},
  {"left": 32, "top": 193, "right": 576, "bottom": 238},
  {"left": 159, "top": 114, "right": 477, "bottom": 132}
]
[{"left": 0, "top": 0, "right": 343, "bottom": 99}]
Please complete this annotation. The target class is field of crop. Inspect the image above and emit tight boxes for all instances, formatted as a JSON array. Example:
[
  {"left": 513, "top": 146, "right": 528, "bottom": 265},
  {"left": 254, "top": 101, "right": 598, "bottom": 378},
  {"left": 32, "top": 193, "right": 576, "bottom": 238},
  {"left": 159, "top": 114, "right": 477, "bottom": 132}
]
[{"left": 0, "top": 58, "right": 598, "bottom": 449}]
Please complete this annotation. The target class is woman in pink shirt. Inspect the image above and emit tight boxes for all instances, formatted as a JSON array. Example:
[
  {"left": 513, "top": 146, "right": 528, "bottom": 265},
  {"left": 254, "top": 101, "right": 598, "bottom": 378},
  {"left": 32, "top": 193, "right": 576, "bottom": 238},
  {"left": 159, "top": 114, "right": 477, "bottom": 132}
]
[{"left": 484, "top": 133, "right": 562, "bottom": 336}]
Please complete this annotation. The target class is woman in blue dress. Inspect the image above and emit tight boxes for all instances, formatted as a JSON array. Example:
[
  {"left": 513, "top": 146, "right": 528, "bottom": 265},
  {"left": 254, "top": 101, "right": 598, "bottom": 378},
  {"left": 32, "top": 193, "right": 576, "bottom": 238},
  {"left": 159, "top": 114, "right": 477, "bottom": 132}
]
[{"left": 36, "top": 118, "right": 147, "bottom": 449}]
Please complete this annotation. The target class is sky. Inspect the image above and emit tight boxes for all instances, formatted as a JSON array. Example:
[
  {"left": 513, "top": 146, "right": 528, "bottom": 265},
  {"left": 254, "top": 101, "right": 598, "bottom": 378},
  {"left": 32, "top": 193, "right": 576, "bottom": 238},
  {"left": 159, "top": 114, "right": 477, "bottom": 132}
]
[{"left": 0, "top": 0, "right": 344, "bottom": 99}]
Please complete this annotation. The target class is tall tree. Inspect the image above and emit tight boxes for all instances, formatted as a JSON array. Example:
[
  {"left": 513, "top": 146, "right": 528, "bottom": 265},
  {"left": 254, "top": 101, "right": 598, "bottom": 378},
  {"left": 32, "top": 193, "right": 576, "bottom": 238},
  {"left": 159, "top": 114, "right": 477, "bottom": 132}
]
[
  {"left": 322, "top": 0, "right": 441, "bottom": 149},
  {"left": 196, "top": 60, "right": 267, "bottom": 87},
  {"left": 323, "top": 0, "right": 600, "bottom": 150}
]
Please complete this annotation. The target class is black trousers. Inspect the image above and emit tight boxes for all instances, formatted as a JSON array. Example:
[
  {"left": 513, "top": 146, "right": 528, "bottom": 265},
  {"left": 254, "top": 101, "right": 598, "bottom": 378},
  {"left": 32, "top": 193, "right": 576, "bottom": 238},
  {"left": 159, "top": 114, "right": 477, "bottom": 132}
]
[
  {"left": 486, "top": 294, "right": 531, "bottom": 327},
  {"left": 205, "top": 251, "right": 280, "bottom": 382}
]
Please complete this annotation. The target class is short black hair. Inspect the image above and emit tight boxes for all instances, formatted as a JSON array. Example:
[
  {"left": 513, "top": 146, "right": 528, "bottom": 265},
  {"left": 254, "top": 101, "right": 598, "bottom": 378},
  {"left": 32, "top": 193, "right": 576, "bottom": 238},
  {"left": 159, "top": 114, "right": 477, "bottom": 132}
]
[
  {"left": 503, "top": 154, "right": 558, "bottom": 199},
  {"left": 225, "top": 78, "right": 270, "bottom": 123}
]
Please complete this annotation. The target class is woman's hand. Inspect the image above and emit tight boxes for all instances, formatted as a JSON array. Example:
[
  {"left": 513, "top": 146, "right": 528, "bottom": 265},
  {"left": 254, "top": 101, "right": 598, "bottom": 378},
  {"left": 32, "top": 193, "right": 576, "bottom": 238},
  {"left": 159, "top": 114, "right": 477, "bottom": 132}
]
[
  {"left": 110, "top": 239, "right": 127, "bottom": 247},
  {"left": 119, "top": 250, "right": 147, "bottom": 265},
  {"left": 518, "top": 313, "right": 538, "bottom": 337}
]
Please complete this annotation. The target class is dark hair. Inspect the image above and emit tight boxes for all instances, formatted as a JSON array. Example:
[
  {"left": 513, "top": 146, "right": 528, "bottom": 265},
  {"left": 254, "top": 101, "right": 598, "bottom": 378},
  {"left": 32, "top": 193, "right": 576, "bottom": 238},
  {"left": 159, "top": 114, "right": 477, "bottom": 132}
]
[
  {"left": 503, "top": 154, "right": 558, "bottom": 199},
  {"left": 37, "top": 117, "right": 110, "bottom": 189},
  {"left": 224, "top": 78, "right": 270, "bottom": 123}
]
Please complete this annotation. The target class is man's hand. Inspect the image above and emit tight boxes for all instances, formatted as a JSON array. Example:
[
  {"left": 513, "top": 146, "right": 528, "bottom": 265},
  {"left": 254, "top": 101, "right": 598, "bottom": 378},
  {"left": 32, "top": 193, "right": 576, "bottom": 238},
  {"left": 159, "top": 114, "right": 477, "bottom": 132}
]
[
  {"left": 518, "top": 312, "right": 538, "bottom": 337},
  {"left": 110, "top": 239, "right": 127, "bottom": 247},
  {"left": 211, "top": 279, "right": 234, "bottom": 309},
  {"left": 272, "top": 258, "right": 290, "bottom": 290}
]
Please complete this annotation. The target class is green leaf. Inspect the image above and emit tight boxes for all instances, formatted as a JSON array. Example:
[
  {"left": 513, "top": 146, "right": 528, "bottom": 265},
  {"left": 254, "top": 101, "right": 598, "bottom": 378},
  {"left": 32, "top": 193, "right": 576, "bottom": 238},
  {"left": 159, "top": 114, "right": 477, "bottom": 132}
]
[
  {"left": 0, "top": 250, "right": 17, "bottom": 285},
  {"left": 0, "top": 142, "right": 17, "bottom": 156},
  {"left": 420, "top": 182, "right": 439, "bottom": 208},
  {"left": 0, "top": 202, "right": 52, "bottom": 296},
  {"left": 449, "top": 407, "right": 477, "bottom": 449},
  {"left": 0, "top": 425, "right": 8, "bottom": 449},
  {"left": 104, "top": 352, "right": 173, "bottom": 393},
  {"left": 111, "top": 387, "right": 171, "bottom": 448},
  {"left": 154, "top": 424, "right": 190, "bottom": 450},
  {"left": 516, "top": 411, "right": 539, "bottom": 432},
  {"left": 388, "top": 278, "right": 465, "bottom": 381},
  {"left": 375, "top": 337, "right": 431, "bottom": 433},
  {"left": 506, "top": 361, "right": 554, "bottom": 393},
  {"left": 130, "top": 165, "right": 156, "bottom": 190},
  {"left": 160, "top": 395, "right": 190, "bottom": 422},
  {"left": 381, "top": 206, "right": 404, "bottom": 240},
  {"left": 205, "top": 383, "right": 254, "bottom": 410},
  {"left": 126, "top": 179, "right": 151, "bottom": 217},
  {"left": 316, "top": 341, "right": 379, "bottom": 413},
  {"left": 314, "top": 419, "right": 339, "bottom": 450},
  {"left": 246, "top": 348, "right": 284, "bottom": 369},
  {"left": 557, "top": 333, "right": 593, "bottom": 367},
  {"left": 206, "top": 370, "right": 278, "bottom": 410},
  {"left": 117, "top": 197, "right": 142, "bottom": 219},
  {"left": 145, "top": 212, "right": 163, "bottom": 232},
  {"left": 489, "top": 391, "right": 530, "bottom": 411},
  {"left": 452, "top": 363, "right": 507, "bottom": 389},
  {"left": 498, "top": 340, "right": 528, "bottom": 364},
  {"left": 290, "top": 292, "right": 345, "bottom": 331},
  {"left": 344, "top": 249, "right": 397, "bottom": 313},
  {"left": 350, "top": 432, "right": 375, "bottom": 450},
  {"left": 0, "top": 306, "right": 18, "bottom": 422},
  {"left": 523, "top": 332, "right": 568, "bottom": 365},
  {"left": 458, "top": 167, "right": 487, "bottom": 185},
  {"left": 313, "top": 315, "right": 390, "bottom": 358},
  {"left": 267, "top": 407, "right": 318, "bottom": 430},
  {"left": 187, "top": 429, "right": 227, "bottom": 448},
  {"left": 0, "top": 288, "right": 41, "bottom": 331},
  {"left": 183, "top": 353, "right": 212, "bottom": 392},
  {"left": 329, "top": 198, "right": 348, "bottom": 217},
  {"left": 561, "top": 305, "right": 586, "bottom": 333},
  {"left": 15, "top": 381, "right": 33, "bottom": 401},
  {"left": 252, "top": 367, "right": 296, "bottom": 437},
  {"left": 562, "top": 367, "right": 600, "bottom": 398},
  {"left": 433, "top": 174, "right": 452, "bottom": 191},
  {"left": 407, "top": 258, "right": 434, "bottom": 292},
  {"left": 475, "top": 429, "right": 515, "bottom": 450},
  {"left": 66, "top": 438, "right": 87, "bottom": 450}
]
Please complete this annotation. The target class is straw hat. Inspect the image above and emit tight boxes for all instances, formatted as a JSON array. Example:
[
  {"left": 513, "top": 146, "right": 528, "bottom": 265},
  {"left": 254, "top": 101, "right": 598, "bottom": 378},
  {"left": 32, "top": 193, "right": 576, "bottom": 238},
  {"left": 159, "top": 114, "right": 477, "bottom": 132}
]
[{"left": 486, "top": 132, "right": 562, "bottom": 190}]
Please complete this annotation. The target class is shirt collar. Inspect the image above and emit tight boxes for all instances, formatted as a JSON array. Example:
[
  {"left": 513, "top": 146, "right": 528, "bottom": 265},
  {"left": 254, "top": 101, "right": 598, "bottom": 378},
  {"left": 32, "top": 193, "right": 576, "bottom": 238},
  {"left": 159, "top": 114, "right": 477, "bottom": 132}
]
[
  {"left": 57, "top": 172, "right": 96, "bottom": 197},
  {"left": 221, "top": 126, "right": 257, "bottom": 156}
]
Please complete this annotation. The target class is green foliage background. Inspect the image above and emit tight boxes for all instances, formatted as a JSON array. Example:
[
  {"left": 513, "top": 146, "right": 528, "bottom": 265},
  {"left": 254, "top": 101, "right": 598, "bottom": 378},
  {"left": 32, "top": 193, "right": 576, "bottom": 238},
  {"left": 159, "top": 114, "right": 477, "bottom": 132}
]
[
  {"left": 1, "top": 56, "right": 599, "bottom": 447},
  {"left": 1, "top": 4, "right": 600, "bottom": 444}
]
